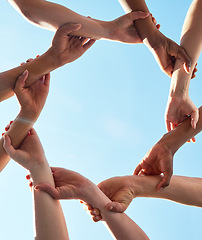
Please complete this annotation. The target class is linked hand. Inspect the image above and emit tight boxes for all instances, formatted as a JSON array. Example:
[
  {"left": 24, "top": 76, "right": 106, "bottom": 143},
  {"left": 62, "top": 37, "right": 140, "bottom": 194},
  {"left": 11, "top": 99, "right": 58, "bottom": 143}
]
[
  {"left": 34, "top": 167, "right": 91, "bottom": 200},
  {"left": 3, "top": 128, "right": 46, "bottom": 171},
  {"left": 165, "top": 96, "right": 199, "bottom": 142},
  {"left": 14, "top": 69, "right": 50, "bottom": 120},
  {"left": 111, "top": 12, "right": 160, "bottom": 44},
  {"left": 49, "top": 23, "right": 95, "bottom": 66},
  {"left": 134, "top": 142, "right": 173, "bottom": 191},
  {"left": 149, "top": 30, "right": 191, "bottom": 77}
]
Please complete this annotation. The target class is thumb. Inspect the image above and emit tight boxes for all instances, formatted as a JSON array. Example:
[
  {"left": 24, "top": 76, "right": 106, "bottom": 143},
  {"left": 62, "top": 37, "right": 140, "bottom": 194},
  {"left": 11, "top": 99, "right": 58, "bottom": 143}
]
[
  {"left": 56, "top": 23, "right": 81, "bottom": 36},
  {"left": 156, "top": 171, "right": 172, "bottom": 192},
  {"left": 3, "top": 135, "right": 16, "bottom": 159},
  {"left": 128, "top": 11, "right": 149, "bottom": 21},
  {"left": 190, "top": 109, "right": 199, "bottom": 129},
  {"left": 35, "top": 183, "right": 60, "bottom": 199},
  {"left": 105, "top": 202, "right": 127, "bottom": 213},
  {"left": 14, "top": 70, "right": 29, "bottom": 95},
  {"left": 177, "top": 47, "right": 191, "bottom": 74}
]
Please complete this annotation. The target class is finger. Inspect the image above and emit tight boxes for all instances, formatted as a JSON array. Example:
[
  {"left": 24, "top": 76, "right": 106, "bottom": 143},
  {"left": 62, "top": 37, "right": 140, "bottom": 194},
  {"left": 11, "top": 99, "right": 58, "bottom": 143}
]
[
  {"left": 90, "top": 208, "right": 100, "bottom": 216},
  {"left": 134, "top": 164, "right": 142, "bottom": 175},
  {"left": 26, "top": 58, "right": 34, "bottom": 63},
  {"left": 191, "top": 137, "right": 196, "bottom": 143},
  {"left": 105, "top": 202, "right": 127, "bottom": 213},
  {"left": 166, "top": 120, "right": 172, "bottom": 132},
  {"left": 43, "top": 73, "right": 51, "bottom": 88},
  {"left": 156, "top": 24, "right": 161, "bottom": 30},
  {"left": 29, "top": 181, "right": 33, "bottom": 188},
  {"left": 151, "top": 16, "right": 157, "bottom": 25},
  {"left": 35, "top": 183, "right": 60, "bottom": 199},
  {"left": 92, "top": 215, "right": 102, "bottom": 222},
  {"left": 26, "top": 174, "right": 31, "bottom": 180},
  {"left": 177, "top": 48, "right": 191, "bottom": 74},
  {"left": 156, "top": 171, "right": 172, "bottom": 191},
  {"left": 190, "top": 109, "right": 199, "bottom": 129},
  {"left": 83, "top": 39, "right": 96, "bottom": 51},
  {"left": 128, "top": 11, "right": 149, "bottom": 21},
  {"left": 171, "top": 123, "right": 176, "bottom": 131},
  {"left": 3, "top": 135, "right": 16, "bottom": 159},
  {"left": 80, "top": 37, "right": 88, "bottom": 45},
  {"left": 56, "top": 23, "right": 81, "bottom": 37},
  {"left": 29, "top": 128, "right": 38, "bottom": 136},
  {"left": 14, "top": 70, "right": 29, "bottom": 95}
]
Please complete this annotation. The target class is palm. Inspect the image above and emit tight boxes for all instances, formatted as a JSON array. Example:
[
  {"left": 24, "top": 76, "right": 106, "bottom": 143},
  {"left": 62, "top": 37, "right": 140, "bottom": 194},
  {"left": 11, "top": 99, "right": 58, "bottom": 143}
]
[{"left": 51, "top": 168, "right": 90, "bottom": 199}]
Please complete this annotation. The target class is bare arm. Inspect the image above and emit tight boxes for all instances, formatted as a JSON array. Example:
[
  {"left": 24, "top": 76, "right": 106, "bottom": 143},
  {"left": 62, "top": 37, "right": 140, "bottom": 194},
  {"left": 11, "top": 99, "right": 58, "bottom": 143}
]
[
  {"left": 134, "top": 106, "right": 202, "bottom": 190},
  {"left": 36, "top": 168, "right": 149, "bottom": 240},
  {"left": 8, "top": 0, "right": 149, "bottom": 43},
  {"left": 3, "top": 130, "right": 68, "bottom": 240},
  {"left": 166, "top": 0, "right": 202, "bottom": 131},
  {"left": 0, "top": 23, "right": 95, "bottom": 102},
  {"left": 118, "top": 0, "right": 191, "bottom": 77}
]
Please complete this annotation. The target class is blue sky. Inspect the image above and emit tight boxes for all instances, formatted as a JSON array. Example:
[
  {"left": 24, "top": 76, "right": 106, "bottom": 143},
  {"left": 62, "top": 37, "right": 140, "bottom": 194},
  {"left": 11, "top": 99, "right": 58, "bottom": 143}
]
[{"left": 0, "top": 0, "right": 201, "bottom": 239}]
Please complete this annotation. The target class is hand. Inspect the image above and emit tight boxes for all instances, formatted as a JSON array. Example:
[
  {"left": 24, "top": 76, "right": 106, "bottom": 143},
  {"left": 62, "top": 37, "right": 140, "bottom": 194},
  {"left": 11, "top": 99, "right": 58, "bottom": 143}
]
[
  {"left": 111, "top": 11, "right": 160, "bottom": 44},
  {"left": 134, "top": 141, "right": 174, "bottom": 191},
  {"left": 35, "top": 167, "right": 92, "bottom": 201},
  {"left": 3, "top": 128, "right": 46, "bottom": 171},
  {"left": 148, "top": 29, "right": 191, "bottom": 77},
  {"left": 165, "top": 96, "right": 199, "bottom": 142},
  {"left": 97, "top": 176, "right": 135, "bottom": 213},
  {"left": 14, "top": 69, "right": 50, "bottom": 121},
  {"left": 49, "top": 23, "right": 96, "bottom": 66}
]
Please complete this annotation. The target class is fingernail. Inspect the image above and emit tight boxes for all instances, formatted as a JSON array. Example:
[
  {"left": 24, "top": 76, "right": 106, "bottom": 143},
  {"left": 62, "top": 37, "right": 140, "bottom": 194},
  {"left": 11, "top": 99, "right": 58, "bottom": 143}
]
[
  {"left": 22, "top": 70, "right": 28, "bottom": 76},
  {"left": 108, "top": 206, "right": 113, "bottom": 211}
]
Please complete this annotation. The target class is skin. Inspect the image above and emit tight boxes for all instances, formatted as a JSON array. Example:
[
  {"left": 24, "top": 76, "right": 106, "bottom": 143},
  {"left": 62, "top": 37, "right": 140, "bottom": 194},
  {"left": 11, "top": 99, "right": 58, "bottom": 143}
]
[
  {"left": 0, "top": 23, "right": 95, "bottom": 102},
  {"left": 134, "top": 106, "right": 202, "bottom": 190},
  {"left": 3, "top": 130, "right": 68, "bottom": 240},
  {"left": 0, "top": 24, "right": 95, "bottom": 172},
  {"left": 118, "top": 0, "right": 191, "bottom": 77},
  {"left": 31, "top": 167, "right": 149, "bottom": 240},
  {"left": 84, "top": 174, "right": 202, "bottom": 218},
  {"left": 165, "top": 0, "right": 202, "bottom": 133},
  {"left": 8, "top": 0, "right": 151, "bottom": 43}
]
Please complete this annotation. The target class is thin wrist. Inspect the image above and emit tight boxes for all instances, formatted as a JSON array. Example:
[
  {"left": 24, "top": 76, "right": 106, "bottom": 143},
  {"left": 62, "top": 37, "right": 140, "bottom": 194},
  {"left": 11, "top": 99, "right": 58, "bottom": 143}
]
[
  {"left": 158, "top": 133, "right": 177, "bottom": 155},
  {"left": 18, "top": 110, "right": 38, "bottom": 123}
]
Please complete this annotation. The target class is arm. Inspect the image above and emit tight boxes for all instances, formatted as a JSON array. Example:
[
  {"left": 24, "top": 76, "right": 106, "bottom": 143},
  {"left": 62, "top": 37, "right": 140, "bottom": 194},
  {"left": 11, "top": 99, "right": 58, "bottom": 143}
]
[
  {"left": 165, "top": 0, "right": 202, "bottom": 131},
  {"left": 0, "top": 70, "right": 50, "bottom": 171},
  {"left": 87, "top": 174, "right": 202, "bottom": 216},
  {"left": 35, "top": 167, "right": 149, "bottom": 240},
  {"left": 0, "top": 23, "right": 95, "bottom": 102},
  {"left": 8, "top": 0, "right": 149, "bottom": 43},
  {"left": 134, "top": 106, "right": 202, "bottom": 190},
  {"left": 3, "top": 130, "right": 68, "bottom": 240},
  {"left": 118, "top": 0, "right": 191, "bottom": 76}
]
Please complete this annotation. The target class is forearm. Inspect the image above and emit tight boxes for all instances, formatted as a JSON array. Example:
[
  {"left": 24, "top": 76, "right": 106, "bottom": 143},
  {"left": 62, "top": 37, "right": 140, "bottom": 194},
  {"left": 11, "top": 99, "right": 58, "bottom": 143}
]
[
  {"left": 31, "top": 163, "right": 68, "bottom": 240},
  {"left": 135, "top": 175, "right": 202, "bottom": 207},
  {"left": 160, "top": 106, "right": 202, "bottom": 154},
  {"left": 85, "top": 184, "right": 149, "bottom": 240},
  {"left": 0, "top": 50, "right": 57, "bottom": 102},
  {"left": 170, "top": 0, "right": 202, "bottom": 98},
  {"left": 118, "top": 0, "right": 157, "bottom": 46},
  {"left": 0, "top": 113, "right": 35, "bottom": 171},
  {"left": 8, "top": 0, "right": 111, "bottom": 40}
]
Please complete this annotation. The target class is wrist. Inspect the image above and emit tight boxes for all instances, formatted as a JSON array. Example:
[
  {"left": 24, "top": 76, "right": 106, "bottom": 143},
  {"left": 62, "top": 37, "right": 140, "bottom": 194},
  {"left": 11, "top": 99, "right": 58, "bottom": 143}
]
[
  {"left": 18, "top": 110, "right": 38, "bottom": 123},
  {"left": 158, "top": 133, "right": 177, "bottom": 155},
  {"left": 30, "top": 161, "right": 54, "bottom": 186}
]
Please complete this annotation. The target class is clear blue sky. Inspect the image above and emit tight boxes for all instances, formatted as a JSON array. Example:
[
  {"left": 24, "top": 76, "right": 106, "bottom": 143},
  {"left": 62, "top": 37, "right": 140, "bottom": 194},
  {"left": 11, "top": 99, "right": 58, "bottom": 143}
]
[{"left": 0, "top": 0, "right": 201, "bottom": 239}]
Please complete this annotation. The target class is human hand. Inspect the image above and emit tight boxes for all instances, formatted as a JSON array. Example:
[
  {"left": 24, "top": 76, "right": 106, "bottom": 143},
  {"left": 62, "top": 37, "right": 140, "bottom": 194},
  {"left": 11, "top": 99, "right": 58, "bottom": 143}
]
[
  {"left": 134, "top": 141, "right": 174, "bottom": 191},
  {"left": 147, "top": 30, "right": 191, "bottom": 77},
  {"left": 97, "top": 176, "right": 135, "bottom": 212},
  {"left": 14, "top": 69, "right": 50, "bottom": 121},
  {"left": 165, "top": 96, "right": 199, "bottom": 142},
  {"left": 3, "top": 128, "right": 46, "bottom": 172},
  {"left": 110, "top": 12, "right": 160, "bottom": 44},
  {"left": 48, "top": 23, "right": 95, "bottom": 66},
  {"left": 35, "top": 167, "right": 93, "bottom": 201}
]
